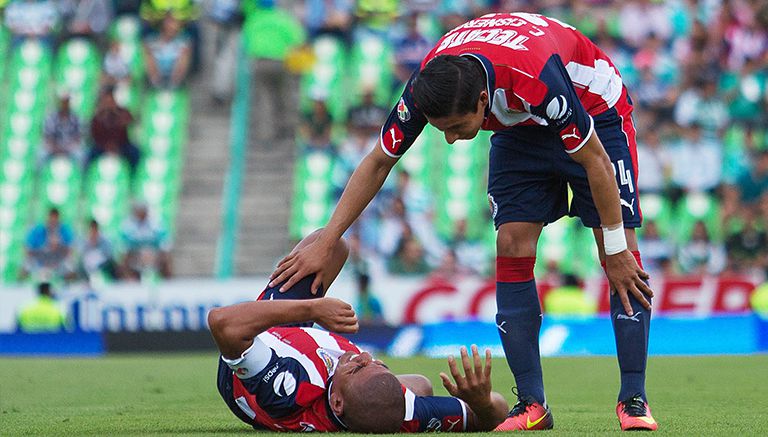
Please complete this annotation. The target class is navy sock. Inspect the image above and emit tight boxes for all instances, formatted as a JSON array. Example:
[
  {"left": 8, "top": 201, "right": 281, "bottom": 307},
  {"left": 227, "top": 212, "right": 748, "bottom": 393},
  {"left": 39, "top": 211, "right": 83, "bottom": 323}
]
[
  {"left": 496, "top": 257, "right": 546, "bottom": 405},
  {"left": 608, "top": 251, "right": 651, "bottom": 402}
]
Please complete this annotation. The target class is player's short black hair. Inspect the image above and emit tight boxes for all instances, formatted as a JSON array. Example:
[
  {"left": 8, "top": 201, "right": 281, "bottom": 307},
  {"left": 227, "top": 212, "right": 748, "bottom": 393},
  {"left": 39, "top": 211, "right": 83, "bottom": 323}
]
[{"left": 412, "top": 55, "right": 486, "bottom": 119}]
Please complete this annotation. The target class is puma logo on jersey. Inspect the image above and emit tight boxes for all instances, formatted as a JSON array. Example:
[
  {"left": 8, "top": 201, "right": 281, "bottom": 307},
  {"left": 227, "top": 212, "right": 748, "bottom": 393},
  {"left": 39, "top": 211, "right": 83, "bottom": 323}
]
[
  {"left": 383, "top": 125, "right": 404, "bottom": 154},
  {"left": 561, "top": 127, "right": 580, "bottom": 142},
  {"left": 621, "top": 198, "right": 635, "bottom": 216}
]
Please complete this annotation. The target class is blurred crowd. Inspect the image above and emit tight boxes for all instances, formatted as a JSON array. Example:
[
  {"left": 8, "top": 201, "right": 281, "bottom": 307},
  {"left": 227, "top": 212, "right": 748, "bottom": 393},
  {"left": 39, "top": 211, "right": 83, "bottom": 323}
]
[
  {"left": 0, "top": 0, "right": 204, "bottom": 284},
  {"left": 289, "top": 0, "right": 768, "bottom": 283}
]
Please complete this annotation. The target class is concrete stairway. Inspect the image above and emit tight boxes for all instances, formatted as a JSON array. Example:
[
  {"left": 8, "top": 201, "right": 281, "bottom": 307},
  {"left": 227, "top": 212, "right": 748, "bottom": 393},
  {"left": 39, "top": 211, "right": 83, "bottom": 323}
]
[
  {"left": 233, "top": 75, "right": 298, "bottom": 275},
  {"left": 172, "top": 77, "right": 230, "bottom": 277}
]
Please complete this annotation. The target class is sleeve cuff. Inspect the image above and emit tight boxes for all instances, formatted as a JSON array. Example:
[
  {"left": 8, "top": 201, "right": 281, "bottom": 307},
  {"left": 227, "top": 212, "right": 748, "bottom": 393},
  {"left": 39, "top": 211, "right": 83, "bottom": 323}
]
[{"left": 565, "top": 115, "right": 595, "bottom": 155}]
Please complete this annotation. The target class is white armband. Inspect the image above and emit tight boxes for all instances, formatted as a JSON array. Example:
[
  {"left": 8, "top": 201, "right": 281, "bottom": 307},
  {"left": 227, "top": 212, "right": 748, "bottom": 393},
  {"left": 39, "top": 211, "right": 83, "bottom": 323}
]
[
  {"left": 222, "top": 337, "right": 272, "bottom": 379},
  {"left": 602, "top": 223, "right": 627, "bottom": 256}
]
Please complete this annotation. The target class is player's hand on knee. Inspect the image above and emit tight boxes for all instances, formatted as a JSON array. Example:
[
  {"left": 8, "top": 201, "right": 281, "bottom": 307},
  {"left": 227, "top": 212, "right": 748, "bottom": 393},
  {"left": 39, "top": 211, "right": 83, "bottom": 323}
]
[
  {"left": 606, "top": 250, "right": 653, "bottom": 315},
  {"left": 269, "top": 240, "right": 330, "bottom": 293},
  {"left": 440, "top": 345, "right": 494, "bottom": 409},
  {"left": 312, "top": 297, "right": 359, "bottom": 333}
]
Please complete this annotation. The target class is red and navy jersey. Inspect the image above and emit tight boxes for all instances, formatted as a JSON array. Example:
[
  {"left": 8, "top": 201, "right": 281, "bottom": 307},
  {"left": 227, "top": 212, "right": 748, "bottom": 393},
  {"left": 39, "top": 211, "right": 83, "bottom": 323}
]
[
  {"left": 381, "top": 12, "right": 632, "bottom": 158},
  {"left": 223, "top": 327, "right": 469, "bottom": 432}
]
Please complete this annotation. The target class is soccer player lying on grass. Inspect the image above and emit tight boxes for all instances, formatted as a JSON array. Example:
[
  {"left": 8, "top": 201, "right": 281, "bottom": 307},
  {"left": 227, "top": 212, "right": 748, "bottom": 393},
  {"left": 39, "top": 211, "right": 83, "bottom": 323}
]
[{"left": 208, "top": 230, "right": 509, "bottom": 433}]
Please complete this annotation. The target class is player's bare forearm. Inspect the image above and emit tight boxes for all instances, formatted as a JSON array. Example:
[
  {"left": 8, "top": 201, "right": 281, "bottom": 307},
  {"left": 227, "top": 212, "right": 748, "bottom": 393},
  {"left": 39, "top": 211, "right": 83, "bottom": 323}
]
[
  {"left": 208, "top": 300, "right": 314, "bottom": 358},
  {"left": 323, "top": 142, "right": 397, "bottom": 243},
  {"left": 570, "top": 132, "right": 623, "bottom": 228},
  {"left": 208, "top": 298, "right": 358, "bottom": 359}
]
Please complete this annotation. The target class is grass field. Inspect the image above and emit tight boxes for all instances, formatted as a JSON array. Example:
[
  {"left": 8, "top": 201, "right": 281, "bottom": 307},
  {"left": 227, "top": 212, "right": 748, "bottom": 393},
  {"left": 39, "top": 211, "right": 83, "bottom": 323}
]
[{"left": 0, "top": 353, "right": 766, "bottom": 436}]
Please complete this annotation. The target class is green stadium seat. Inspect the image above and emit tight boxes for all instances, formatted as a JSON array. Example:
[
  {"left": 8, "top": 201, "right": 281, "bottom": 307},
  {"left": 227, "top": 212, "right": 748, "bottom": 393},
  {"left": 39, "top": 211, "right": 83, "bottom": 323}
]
[
  {"left": 289, "top": 150, "right": 337, "bottom": 239},
  {"left": 38, "top": 156, "right": 82, "bottom": 224}
]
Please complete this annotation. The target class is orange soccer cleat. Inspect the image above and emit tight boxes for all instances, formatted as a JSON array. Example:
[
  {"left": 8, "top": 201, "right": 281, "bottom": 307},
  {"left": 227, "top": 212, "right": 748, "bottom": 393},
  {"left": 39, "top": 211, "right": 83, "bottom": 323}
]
[
  {"left": 494, "top": 393, "right": 553, "bottom": 431},
  {"left": 616, "top": 394, "right": 658, "bottom": 431}
]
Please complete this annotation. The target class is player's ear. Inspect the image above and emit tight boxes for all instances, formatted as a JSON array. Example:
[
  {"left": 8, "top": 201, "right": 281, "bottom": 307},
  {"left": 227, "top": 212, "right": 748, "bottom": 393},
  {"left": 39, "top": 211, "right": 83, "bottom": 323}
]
[
  {"left": 478, "top": 90, "right": 489, "bottom": 112},
  {"left": 330, "top": 389, "right": 344, "bottom": 416}
]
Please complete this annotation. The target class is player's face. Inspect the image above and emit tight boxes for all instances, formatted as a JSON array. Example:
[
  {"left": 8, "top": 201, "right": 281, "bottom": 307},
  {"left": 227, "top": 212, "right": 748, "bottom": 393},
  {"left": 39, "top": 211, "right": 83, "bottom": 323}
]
[
  {"left": 427, "top": 91, "right": 488, "bottom": 144},
  {"left": 333, "top": 351, "right": 392, "bottom": 391}
]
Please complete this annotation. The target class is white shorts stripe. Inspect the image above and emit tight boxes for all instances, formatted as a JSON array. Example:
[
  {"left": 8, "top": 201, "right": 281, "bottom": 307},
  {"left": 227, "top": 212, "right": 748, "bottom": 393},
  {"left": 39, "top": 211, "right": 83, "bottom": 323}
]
[{"left": 404, "top": 388, "right": 416, "bottom": 421}]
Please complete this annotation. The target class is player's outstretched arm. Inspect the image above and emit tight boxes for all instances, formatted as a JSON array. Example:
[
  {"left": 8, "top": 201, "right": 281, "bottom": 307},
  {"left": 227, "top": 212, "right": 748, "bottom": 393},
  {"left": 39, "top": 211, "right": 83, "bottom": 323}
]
[
  {"left": 269, "top": 141, "right": 397, "bottom": 293},
  {"left": 208, "top": 298, "right": 358, "bottom": 359},
  {"left": 439, "top": 345, "right": 509, "bottom": 431},
  {"left": 569, "top": 131, "right": 653, "bottom": 315}
]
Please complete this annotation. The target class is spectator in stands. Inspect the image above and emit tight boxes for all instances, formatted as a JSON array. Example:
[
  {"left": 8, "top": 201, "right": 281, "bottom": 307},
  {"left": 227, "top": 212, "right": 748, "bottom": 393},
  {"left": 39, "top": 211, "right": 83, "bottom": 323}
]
[
  {"left": 4, "top": 0, "right": 59, "bottom": 47},
  {"left": 725, "top": 209, "right": 768, "bottom": 274},
  {"left": 736, "top": 149, "right": 768, "bottom": 205},
  {"left": 300, "top": 0, "right": 353, "bottom": 41},
  {"left": 119, "top": 201, "right": 172, "bottom": 281},
  {"left": 720, "top": 56, "right": 767, "bottom": 133},
  {"left": 140, "top": 0, "right": 199, "bottom": 25},
  {"left": 395, "top": 170, "right": 445, "bottom": 264},
  {"left": 62, "top": 0, "right": 113, "bottom": 45},
  {"left": 78, "top": 218, "right": 117, "bottom": 285},
  {"left": 449, "top": 218, "right": 489, "bottom": 276},
  {"left": 669, "top": 122, "right": 722, "bottom": 194},
  {"left": 17, "top": 282, "right": 67, "bottom": 333},
  {"left": 678, "top": 221, "right": 726, "bottom": 275},
  {"left": 379, "top": 197, "right": 409, "bottom": 258},
  {"left": 347, "top": 88, "right": 388, "bottom": 138},
  {"left": 354, "top": 0, "right": 397, "bottom": 36},
  {"left": 87, "top": 85, "right": 140, "bottom": 172},
  {"left": 206, "top": 0, "right": 244, "bottom": 104},
  {"left": 637, "top": 220, "right": 675, "bottom": 276},
  {"left": 102, "top": 39, "right": 132, "bottom": 85},
  {"left": 143, "top": 13, "right": 192, "bottom": 89},
  {"left": 432, "top": 249, "right": 473, "bottom": 280},
  {"left": 387, "top": 235, "right": 430, "bottom": 276},
  {"left": 618, "top": 0, "right": 672, "bottom": 49},
  {"left": 300, "top": 94, "right": 334, "bottom": 148},
  {"left": 674, "top": 77, "right": 729, "bottom": 135},
  {"left": 543, "top": 274, "right": 597, "bottom": 316},
  {"left": 243, "top": 2, "right": 306, "bottom": 140},
  {"left": 636, "top": 129, "right": 671, "bottom": 195},
  {"left": 40, "top": 93, "right": 83, "bottom": 165},
  {"left": 393, "top": 13, "right": 432, "bottom": 86},
  {"left": 21, "top": 208, "right": 76, "bottom": 282}
]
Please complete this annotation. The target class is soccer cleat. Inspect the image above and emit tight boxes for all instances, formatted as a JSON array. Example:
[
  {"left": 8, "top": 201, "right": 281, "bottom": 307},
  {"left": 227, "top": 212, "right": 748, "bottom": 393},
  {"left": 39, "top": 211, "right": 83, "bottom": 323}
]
[
  {"left": 494, "top": 392, "right": 553, "bottom": 431},
  {"left": 616, "top": 394, "right": 658, "bottom": 431}
]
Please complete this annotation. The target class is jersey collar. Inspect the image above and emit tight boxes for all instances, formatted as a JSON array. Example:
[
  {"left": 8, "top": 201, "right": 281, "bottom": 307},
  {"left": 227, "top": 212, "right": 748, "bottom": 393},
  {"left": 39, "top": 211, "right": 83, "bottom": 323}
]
[
  {"left": 460, "top": 53, "right": 495, "bottom": 119},
  {"left": 326, "top": 379, "right": 349, "bottom": 430}
]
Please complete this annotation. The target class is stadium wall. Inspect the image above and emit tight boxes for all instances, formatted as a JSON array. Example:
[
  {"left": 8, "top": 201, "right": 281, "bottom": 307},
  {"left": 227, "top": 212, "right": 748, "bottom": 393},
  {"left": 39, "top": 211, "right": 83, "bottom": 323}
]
[{"left": 2, "top": 274, "right": 767, "bottom": 356}]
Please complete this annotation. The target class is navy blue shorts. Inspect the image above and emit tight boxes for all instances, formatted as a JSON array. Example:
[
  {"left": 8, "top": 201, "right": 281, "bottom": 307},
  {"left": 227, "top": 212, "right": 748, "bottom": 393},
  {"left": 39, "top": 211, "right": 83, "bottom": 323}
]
[{"left": 487, "top": 108, "right": 642, "bottom": 229}]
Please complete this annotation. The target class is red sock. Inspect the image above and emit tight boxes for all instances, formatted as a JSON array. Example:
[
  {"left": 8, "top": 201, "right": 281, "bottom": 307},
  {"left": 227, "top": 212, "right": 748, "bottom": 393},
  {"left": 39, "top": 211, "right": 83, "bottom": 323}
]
[{"left": 496, "top": 257, "right": 536, "bottom": 282}]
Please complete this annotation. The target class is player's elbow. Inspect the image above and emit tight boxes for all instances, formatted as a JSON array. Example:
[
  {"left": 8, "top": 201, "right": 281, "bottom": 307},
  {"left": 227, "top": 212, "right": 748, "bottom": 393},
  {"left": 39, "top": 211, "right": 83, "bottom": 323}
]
[{"left": 207, "top": 307, "right": 229, "bottom": 338}]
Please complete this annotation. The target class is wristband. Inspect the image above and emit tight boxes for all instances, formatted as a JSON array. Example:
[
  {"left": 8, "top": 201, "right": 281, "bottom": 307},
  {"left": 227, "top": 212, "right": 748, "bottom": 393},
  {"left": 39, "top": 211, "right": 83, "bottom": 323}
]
[{"left": 602, "top": 223, "right": 627, "bottom": 256}]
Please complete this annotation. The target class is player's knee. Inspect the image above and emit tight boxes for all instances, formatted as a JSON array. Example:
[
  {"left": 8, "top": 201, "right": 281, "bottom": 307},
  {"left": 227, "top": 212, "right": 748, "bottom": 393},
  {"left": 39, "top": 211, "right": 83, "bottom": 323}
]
[{"left": 496, "top": 231, "right": 537, "bottom": 257}]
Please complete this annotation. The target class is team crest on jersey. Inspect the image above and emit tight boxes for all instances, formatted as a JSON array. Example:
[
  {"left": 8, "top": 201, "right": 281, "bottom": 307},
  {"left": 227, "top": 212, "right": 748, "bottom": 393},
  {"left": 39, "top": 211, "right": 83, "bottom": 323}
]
[
  {"left": 236, "top": 367, "right": 249, "bottom": 377},
  {"left": 546, "top": 95, "right": 570, "bottom": 122},
  {"left": 397, "top": 98, "right": 411, "bottom": 122},
  {"left": 316, "top": 348, "right": 335, "bottom": 374}
]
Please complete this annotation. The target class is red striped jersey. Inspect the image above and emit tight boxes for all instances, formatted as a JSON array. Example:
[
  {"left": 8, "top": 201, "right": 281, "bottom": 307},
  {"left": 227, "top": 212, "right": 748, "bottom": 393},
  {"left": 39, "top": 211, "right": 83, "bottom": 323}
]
[
  {"left": 224, "top": 327, "right": 468, "bottom": 432},
  {"left": 381, "top": 12, "right": 632, "bottom": 157}
]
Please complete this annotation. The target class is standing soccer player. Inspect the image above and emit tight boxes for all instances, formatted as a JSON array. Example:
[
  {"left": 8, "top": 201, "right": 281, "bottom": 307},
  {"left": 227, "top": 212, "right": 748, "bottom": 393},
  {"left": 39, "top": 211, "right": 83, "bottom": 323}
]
[{"left": 271, "top": 12, "right": 657, "bottom": 431}]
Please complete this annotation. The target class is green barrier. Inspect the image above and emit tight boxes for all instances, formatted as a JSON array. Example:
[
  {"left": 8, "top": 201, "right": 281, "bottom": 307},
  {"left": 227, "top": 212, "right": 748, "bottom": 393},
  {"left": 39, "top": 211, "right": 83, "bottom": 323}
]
[{"left": 215, "top": 37, "right": 250, "bottom": 278}]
